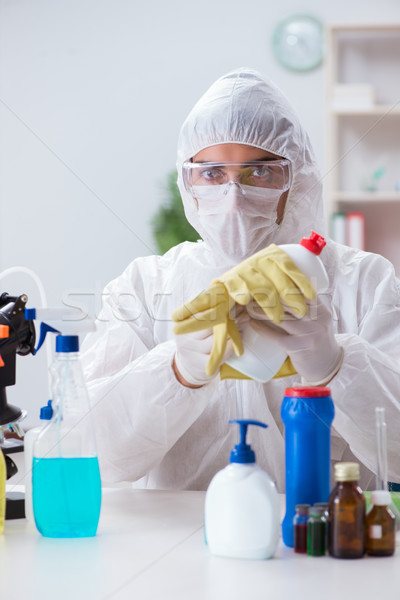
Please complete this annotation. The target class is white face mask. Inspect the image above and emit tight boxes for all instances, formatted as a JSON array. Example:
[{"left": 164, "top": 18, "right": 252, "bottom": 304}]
[{"left": 193, "top": 184, "right": 282, "bottom": 262}]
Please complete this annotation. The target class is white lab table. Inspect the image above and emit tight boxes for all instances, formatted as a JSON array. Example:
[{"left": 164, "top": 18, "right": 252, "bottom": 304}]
[{"left": 1, "top": 486, "right": 400, "bottom": 600}]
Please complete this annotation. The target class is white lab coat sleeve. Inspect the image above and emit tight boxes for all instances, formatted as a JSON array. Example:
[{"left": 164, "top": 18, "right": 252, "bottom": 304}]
[
  {"left": 80, "top": 265, "right": 217, "bottom": 484},
  {"left": 328, "top": 256, "right": 400, "bottom": 483}
]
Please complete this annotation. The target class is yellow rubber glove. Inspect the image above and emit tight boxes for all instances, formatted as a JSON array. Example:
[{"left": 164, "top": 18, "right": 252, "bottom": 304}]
[
  {"left": 172, "top": 283, "right": 245, "bottom": 375},
  {"left": 172, "top": 244, "right": 316, "bottom": 376},
  {"left": 217, "top": 244, "right": 316, "bottom": 322}
]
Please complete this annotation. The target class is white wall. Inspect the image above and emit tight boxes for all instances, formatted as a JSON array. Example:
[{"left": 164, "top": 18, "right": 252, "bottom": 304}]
[{"left": 0, "top": 0, "right": 399, "bottom": 428}]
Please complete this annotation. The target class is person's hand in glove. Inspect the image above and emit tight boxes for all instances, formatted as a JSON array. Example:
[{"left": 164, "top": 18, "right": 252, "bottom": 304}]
[
  {"left": 172, "top": 244, "right": 316, "bottom": 376},
  {"left": 173, "top": 310, "right": 250, "bottom": 387},
  {"left": 250, "top": 299, "right": 343, "bottom": 385}
]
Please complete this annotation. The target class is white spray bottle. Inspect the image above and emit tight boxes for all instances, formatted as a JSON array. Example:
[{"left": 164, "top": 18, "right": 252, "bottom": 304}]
[
  {"left": 204, "top": 419, "right": 280, "bottom": 560},
  {"left": 24, "top": 306, "right": 101, "bottom": 538},
  {"left": 225, "top": 231, "right": 329, "bottom": 382}
]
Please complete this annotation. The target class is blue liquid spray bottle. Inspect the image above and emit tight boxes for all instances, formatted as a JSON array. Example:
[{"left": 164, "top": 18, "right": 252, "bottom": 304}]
[{"left": 25, "top": 307, "right": 101, "bottom": 538}]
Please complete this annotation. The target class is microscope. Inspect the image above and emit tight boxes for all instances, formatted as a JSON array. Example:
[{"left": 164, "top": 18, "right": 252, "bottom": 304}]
[{"left": 0, "top": 293, "right": 36, "bottom": 518}]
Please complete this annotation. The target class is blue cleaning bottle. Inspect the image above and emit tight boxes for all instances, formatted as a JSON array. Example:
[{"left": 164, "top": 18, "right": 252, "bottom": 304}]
[
  {"left": 25, "top": 307, "right": 101, "bottom": 538},
  {"left": 281, "top": 386, "right": 335, "bottom": 547}
]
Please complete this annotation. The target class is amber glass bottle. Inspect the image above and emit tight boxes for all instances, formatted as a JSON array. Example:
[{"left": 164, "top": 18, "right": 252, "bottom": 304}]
[
  {"left": 328, "top": 462, "right": 365, "bottom": 558},
  {"left": 366, "top": 490, "right": 395, "bottom": 556}
]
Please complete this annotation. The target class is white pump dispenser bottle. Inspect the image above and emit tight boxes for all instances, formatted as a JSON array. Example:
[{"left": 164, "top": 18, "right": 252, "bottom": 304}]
[{"left": 204, "top": 419, "right": 280, "bottom": 560}]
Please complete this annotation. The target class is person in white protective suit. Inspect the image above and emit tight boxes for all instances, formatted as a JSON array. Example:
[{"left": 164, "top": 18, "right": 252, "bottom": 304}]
[{"left": 81, "top": 68, "right": 400, "bottom": 492}]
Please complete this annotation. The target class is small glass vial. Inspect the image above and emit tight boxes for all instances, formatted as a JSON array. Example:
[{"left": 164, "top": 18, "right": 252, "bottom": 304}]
[
  {"left": 293, "top": 504, "right": 310, "bottom": 553},
  {"left": 307, "top": 506, "right": 326, "bottom": 556},
  {"left": 328, "top": 462, "right": 365, "bottom": 559},
  {"left": 314, "top": 502, "right": 329, "bottom": 519},
  {"left": 366, "top": 490, "right": 395, "bottom": 556},
  {"left": 314, "top": 502, "right": 329, "bottom": 545}
]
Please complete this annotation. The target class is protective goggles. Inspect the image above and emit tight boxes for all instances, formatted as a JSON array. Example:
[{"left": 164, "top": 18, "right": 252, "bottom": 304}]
[{"left": 182, "top": 159, "right": 292, "bottom": 199}]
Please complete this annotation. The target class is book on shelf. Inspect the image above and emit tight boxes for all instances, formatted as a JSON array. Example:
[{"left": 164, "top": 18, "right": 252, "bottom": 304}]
[{"left": 330, "top": 211, "right": 366, "bottom": 250}]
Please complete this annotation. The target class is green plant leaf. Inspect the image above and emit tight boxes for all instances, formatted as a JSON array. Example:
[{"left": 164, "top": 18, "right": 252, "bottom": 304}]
[{"left": 152, "top": 171, "right": 200, "bottom": 254}]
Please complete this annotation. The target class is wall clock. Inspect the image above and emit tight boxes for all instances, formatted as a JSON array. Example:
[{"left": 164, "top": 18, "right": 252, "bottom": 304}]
[{"left": 272, "top": 15, "right": 324, "bottom": 72}]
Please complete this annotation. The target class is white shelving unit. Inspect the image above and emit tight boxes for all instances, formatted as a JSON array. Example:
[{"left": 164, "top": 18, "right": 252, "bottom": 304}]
[{"left": 325, "top": 24, "right": 400, "bottom": 273}]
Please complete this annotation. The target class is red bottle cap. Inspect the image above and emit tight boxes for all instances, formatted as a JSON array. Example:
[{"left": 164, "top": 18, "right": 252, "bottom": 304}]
[
  {"left": 284, "top": 386, "right": 331, "bottom": 397},
  {"left": 299, "top": 231, "right": 326, "bottom": 255}
]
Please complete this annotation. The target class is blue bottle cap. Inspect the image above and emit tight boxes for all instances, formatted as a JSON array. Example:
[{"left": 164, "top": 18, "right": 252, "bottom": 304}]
[
  {"left": 24, "top": 308, "right": 36, "bottom": 320},
  {"left": 56, "top": 335, "right": 79, "bottom": 353},
  {"left": 39, "top": 400, "right": 53, "bottom": 420},
  {"left": 229, "top": 419, "right": 268, "bottom": 464}
]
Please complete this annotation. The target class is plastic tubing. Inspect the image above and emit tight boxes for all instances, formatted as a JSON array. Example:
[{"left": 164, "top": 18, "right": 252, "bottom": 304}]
[
  {"left": 375, "top": 406, "right": 400, "bottom": 529},
  {"left": 375, "top": 407, "right": 387, "bottom": 491}
]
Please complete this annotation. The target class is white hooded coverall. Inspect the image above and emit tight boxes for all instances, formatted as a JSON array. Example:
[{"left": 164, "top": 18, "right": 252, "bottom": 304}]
[{"left": 81, "top": 69, "right": 400, "bottom": 492}]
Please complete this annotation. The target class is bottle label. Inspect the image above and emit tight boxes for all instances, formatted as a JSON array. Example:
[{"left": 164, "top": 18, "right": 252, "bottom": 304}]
[{"left": 369, "top": 524, "right": 382, "bottom": 539}]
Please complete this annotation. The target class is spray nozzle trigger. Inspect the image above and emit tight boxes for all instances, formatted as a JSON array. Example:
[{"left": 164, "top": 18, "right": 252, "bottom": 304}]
[
  {"left": 32, "top": 322, "right": 60, "bottom": 355},
  {"left": 25, "top": 307, "right": 95, "bottom": 355},
  {"left": 229, "top": 419, "right": 268, "bottom": 464}
]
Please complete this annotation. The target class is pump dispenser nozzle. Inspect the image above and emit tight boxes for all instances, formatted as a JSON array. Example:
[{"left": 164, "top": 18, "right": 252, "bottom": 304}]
[{"left": 229, "top": 419, "right": 267, "bottom": 464}]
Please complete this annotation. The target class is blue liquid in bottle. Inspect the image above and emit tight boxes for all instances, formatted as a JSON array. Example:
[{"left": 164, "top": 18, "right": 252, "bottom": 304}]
[{"left": 32, "top": 456, "right": 102, "bottom": 538}]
